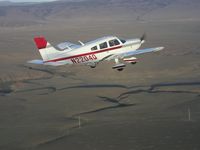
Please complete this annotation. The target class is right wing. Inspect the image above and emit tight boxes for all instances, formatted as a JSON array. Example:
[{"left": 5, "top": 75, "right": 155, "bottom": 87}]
[
  {"left": 121, "top": 47, "right": 164, "bottom": 57},
  {"left": 106, "top": 47, "right": 164, "bottom": 60}
]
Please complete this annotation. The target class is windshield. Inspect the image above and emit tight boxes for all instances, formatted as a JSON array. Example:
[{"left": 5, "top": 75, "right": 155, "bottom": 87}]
[{"left": 120, "top": 39, "right": 126, "bottom": 44}]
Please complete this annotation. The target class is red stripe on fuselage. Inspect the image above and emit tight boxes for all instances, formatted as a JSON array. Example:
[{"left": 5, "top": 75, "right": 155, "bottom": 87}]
[{"left": 45, "top": 45, "right": 122, "bottom": 62}]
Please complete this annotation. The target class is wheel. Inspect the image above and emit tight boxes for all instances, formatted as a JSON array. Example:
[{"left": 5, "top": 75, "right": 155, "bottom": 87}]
[
  {"left": 117, "top": 68, "right": 124, "bottom": 71},
  {"left": 90, "top": 66, "right": 96, "bottom": 68},
  {"left": 131, "top": 62, "right": 137, "bottom": 64},
  {"left": 89, "top": 63, "right": 96, "bottom": 68}
]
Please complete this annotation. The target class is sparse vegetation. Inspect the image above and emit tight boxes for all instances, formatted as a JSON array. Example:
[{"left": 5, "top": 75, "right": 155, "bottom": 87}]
[{"left": 0, "top": 0, "right": 200, "bottom": 149}]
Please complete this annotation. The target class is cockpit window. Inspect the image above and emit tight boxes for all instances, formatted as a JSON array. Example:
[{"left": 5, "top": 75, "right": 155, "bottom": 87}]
[
  {"left": 109, "top": 39, "right": 120, "bottom": 47},
  {"left": 99, "top": 42, "right": 108, "bottom": 49},
  {"left": 120, "top": 39, "right": 126, "bottom": 44},
  {"left": 91, "top": 46, "right": 98, "bottom": 51}
]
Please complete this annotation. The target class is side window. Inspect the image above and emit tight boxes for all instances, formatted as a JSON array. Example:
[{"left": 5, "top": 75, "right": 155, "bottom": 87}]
[
  {"left": 109, "top": 39, "right": 120, "bottom": 47},
  {"left": 109, "top": 40, "right": 115, "bottom": 47},
  {"left": 114, "top": 39, "right": 120, "bottom": 45},
  {"left": 91, "top": 46, "right": 98, "bottom": 51},
  {"left": 99, "top": 42, "right": 108, "bottom": 49}
]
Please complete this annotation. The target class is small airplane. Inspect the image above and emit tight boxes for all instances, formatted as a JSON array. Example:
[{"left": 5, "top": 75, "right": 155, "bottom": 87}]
[{"left": 28, "top": 34, "right": 164, "bottom": 71}]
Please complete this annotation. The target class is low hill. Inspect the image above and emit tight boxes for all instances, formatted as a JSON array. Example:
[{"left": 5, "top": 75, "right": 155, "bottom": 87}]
[{"left": 0, "top": 0, "right": 199, "bottom": 27}]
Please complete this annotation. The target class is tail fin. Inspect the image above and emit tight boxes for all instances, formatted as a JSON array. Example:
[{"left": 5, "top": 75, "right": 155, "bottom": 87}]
[{"left": 34, "top": 37, "right": 60, "bottom": 61}]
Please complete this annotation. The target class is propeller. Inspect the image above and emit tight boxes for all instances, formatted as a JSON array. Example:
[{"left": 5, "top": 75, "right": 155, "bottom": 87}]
[{"left": 140, "top": 33, "right": 146, "bottom": 43}]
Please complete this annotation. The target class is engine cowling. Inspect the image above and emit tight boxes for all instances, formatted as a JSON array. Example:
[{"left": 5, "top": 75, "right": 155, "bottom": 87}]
[{"left": 123, "top": 57, "right": 138, "bottom": 64}]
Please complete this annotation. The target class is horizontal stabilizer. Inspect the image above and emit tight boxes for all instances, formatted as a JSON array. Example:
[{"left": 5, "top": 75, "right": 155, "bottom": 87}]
[
  {"left": 28, "top": 59, "right": 66, "bottom": 66},
  {"left": 28, "top": 59, "right": 44, "bottom": 64},
  {"left": 44, "top": 61, "right": 67, "bottom": 66}
]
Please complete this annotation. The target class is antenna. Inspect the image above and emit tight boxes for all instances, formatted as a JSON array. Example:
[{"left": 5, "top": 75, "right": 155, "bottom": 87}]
[
  {"left": 66, "top": 46, "right": 72, "bottom": 50},
  {"left": 78, "top": 116, "right": 81, "bottom": 128},
  {"left": 78, "top": 40, "right": 84, "bottom": 46},
  {"left": 188, "top": 107, "right": 191, "bottom": 121}
]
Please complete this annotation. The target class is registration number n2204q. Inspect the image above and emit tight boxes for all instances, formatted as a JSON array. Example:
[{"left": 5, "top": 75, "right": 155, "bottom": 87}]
[{"left": 71, "top": 54, "right": 97, "bottom": 64}]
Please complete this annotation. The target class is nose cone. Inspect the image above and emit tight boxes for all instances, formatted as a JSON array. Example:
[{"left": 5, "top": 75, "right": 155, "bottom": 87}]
[
  {"left": 141, "top": 39, "right": 145, "bottom": 44},
  {"left": 126, "top": 38, "right": 141, "bottom": 45}
]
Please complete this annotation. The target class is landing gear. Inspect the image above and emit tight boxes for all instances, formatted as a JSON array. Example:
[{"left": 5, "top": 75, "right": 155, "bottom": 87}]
[
  {"left": 131, "top": 61, "right": 137, "bottom": 64},
  {"left": 88, "top": 62, "right": 97, "bottom": 68},
  {"left": 112, "top": 58, "right": 126, "bottom": 71},
  {"left": 117, "top": 68, "right": 124, "bottom": 71},
  {"left": 90, "top": 65, "right": 96, "bottom": 68},
  {"left": 123, "top": 57, "right": 138, "bottom": 65}
]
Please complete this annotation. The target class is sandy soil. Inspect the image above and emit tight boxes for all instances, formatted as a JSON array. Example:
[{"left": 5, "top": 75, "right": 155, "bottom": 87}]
[{"left": 0, "top": 19, "right": 200, "bottom": 150}]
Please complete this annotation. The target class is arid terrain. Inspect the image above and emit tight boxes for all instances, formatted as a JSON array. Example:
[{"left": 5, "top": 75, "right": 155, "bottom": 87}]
[{"left": 0, "top": 0, "right": 200, "bottom": 150}]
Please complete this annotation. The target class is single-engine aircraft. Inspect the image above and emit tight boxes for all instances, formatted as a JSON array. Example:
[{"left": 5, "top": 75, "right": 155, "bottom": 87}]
[{"left": 28, "top": 34, "right": 164, "bottom": 71}]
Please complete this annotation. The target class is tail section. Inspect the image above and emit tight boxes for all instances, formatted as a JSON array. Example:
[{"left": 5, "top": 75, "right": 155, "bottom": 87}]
[{"left": 34, "top": 37, "right": 60, "bottom": 61}]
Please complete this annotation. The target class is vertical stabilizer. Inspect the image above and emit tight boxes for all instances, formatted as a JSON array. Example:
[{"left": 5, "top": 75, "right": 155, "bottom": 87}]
[{"left": 34, "top": 37, "right": 60, "bottom": 61}]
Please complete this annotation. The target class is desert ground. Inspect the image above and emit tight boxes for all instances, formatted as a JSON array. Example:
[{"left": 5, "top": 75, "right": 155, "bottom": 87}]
[{"left": 0, "top": 1, "right": 200, "bottom": 149}]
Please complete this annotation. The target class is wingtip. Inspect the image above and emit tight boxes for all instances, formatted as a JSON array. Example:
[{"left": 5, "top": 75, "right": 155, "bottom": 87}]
[
  {"left": 155, "top": 47, "right": 164, "bottom": 51},
  {"left": 27, "top": 59, "right": 44, "bottom": 64}
]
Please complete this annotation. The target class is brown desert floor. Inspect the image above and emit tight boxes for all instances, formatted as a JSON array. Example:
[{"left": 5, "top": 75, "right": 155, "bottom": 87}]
[{"left": 0, "top": 20, "right": 200, "bottom": 150}]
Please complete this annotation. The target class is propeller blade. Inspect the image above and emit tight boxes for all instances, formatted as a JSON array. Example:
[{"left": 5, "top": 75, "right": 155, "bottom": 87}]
[{"left": 140, "top": 33, "right": 146, "bottom": 42}]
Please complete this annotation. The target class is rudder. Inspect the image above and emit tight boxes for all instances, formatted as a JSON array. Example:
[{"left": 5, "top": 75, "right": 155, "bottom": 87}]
[{"left": 34, "top": 37, "right": 47, "bottom": 49}]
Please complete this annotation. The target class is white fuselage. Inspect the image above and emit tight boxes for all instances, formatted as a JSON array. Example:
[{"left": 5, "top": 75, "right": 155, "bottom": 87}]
[{"left": 45, "top": 36, "right": 142, "bottom": 65}]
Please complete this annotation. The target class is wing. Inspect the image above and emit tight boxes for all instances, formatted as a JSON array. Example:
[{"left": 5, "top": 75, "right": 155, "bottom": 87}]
[{"left": 106, "top": 47, "right": 164, "bottom": 60}]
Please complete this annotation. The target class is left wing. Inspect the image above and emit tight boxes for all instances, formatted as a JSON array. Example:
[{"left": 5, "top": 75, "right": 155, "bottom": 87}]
[
  {"left": 106, "top": 47, "right": 164, "bottom": 60},
  {"left": 57, "top": 42, "right": 81, "bottom": 50}
]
